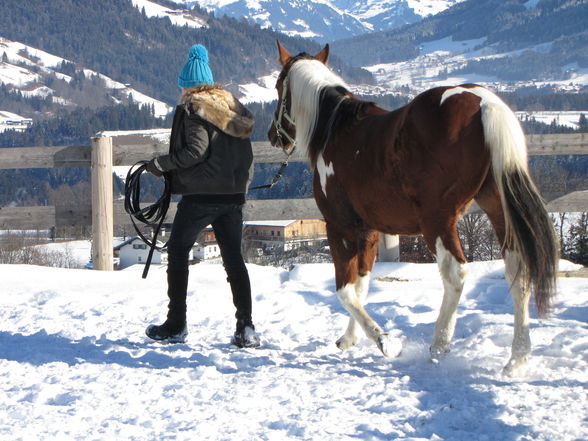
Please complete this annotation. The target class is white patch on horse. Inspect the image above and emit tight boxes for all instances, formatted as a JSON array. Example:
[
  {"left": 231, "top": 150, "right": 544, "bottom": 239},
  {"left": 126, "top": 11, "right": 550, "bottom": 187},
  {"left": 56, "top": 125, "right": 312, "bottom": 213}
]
[
  {"left": 316, "top": 154, "right": 335, "bottom": 198},
  {"left": 439, "top": 86, "right": 527, "bottom": 174},
  {"left": 440, "top": 87, "right": 517, "bottom": 123},
  {"left": 440, "top": 86, "right": 504, "bottom": 107}
]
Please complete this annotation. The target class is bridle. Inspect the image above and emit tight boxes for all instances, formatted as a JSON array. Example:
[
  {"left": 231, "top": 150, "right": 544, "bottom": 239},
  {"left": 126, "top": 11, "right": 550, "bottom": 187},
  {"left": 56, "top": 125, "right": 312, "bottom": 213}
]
[
  {"left": 249, "top": 74, "right": 296, "bottom": 191},
  {"left": 272, "top": 74, "right": 296, "bottom": 152}
]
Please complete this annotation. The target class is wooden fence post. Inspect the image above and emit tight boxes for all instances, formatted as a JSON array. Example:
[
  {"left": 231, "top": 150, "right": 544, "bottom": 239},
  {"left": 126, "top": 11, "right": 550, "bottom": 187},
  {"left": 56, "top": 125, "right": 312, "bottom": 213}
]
[
  {"left": 91, "top": 136, "right": 113, "bottom": 270},
  {"left": 378, "top": 234, "right": 399, "bottom": 262}
]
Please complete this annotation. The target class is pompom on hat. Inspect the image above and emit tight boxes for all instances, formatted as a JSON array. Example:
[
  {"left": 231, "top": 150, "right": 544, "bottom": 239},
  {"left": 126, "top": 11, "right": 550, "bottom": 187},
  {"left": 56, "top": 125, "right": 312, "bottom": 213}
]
[{"left": 178, "top": 44, "right": 214, "bottom": 88}]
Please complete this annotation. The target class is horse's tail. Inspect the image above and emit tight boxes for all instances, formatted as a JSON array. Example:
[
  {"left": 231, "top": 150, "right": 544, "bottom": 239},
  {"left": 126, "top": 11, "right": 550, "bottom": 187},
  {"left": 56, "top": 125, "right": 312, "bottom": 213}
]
[{"left": 480, "top": 89, "right": 558, "bottom": 316}]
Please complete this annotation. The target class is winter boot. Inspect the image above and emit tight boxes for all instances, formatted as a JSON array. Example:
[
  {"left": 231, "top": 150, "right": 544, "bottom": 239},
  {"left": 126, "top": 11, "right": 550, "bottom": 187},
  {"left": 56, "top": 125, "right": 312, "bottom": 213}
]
[
  {"left": 231, "top": 318, "right": 260, "bottom": 348},
  {"left": 146, "top": 269, "right": 189, "bottom": 343}
]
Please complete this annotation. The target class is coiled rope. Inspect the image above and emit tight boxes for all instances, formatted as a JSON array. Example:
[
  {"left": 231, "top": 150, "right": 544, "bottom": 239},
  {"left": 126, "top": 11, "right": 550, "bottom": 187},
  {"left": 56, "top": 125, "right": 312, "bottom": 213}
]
[{"left": 123, "top": 161, "right": 171, "bottom": 279}]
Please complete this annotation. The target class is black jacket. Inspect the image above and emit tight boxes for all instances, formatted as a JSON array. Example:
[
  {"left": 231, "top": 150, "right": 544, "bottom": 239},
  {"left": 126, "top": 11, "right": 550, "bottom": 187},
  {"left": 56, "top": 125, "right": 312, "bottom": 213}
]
[{"left": 156, "top": 86, "right": 254, "bottom": 196}]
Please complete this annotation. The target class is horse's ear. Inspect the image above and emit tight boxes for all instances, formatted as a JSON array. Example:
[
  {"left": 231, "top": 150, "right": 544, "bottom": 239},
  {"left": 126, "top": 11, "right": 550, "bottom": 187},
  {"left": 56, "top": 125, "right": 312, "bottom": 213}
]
[
  {"left": 277, "top": 40, "right": 292, "bottom": 67},
  {"left": 315, "top": 44, "right": 329, "bottom": 64}
]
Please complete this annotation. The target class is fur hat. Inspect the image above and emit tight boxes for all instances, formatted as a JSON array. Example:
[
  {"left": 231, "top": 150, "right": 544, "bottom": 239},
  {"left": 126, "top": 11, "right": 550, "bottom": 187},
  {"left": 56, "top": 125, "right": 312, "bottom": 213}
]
[{"left": 178, "top": 44, "right": 214, "bottom": 88}]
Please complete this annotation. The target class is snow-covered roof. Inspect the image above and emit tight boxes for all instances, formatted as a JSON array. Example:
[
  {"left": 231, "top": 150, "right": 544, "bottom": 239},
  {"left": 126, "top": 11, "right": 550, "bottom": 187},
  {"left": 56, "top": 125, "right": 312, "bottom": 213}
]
[
  {"left": 243, "top": 220, "right": 297, "bottom": 227},
  {"left": 114, "top": 236, "right": 165, "bottom": 250}
]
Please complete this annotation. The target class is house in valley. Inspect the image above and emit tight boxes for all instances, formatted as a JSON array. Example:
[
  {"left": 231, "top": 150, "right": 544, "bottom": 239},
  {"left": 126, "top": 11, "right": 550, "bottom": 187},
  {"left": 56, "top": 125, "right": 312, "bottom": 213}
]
[{"left": 243, "top": 219, "right": 327, "bottom": 252}]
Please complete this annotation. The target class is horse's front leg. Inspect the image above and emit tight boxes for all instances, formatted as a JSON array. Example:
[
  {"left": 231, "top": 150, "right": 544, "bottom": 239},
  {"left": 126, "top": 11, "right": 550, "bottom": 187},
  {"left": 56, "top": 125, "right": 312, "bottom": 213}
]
[
  {"left": 335, "top": 273, "right": 369, "bottom": 350},
  {"left": 336, "top": 277, "right": 402, "bottom": 357},
  {"left": 330, "top": 227, "right": 401, "bottom": 357}
]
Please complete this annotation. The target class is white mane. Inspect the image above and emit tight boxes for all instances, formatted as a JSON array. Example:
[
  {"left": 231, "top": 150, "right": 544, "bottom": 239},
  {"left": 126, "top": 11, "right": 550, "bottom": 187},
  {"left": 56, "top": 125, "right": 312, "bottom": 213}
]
[{"left": 288, "top": 60, "right": 348, "bottom": 155}]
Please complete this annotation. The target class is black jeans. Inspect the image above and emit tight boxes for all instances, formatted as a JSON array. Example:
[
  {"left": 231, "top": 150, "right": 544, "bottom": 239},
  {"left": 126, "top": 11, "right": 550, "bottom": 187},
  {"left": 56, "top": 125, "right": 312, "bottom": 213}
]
[{"left": 167, "top": 198, "right": 252, "bottom": 322}]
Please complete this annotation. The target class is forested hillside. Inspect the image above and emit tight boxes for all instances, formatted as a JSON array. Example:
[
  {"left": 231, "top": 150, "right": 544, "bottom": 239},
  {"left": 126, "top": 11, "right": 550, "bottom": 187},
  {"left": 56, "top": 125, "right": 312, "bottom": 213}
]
[{"left": 0, "top": 0, "right": 372, "bottom": 107}]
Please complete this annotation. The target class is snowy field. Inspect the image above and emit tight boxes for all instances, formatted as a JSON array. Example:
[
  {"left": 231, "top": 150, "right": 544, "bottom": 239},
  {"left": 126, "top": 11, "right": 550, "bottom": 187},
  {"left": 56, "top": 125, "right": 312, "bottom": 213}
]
[{"left": 1, "top": 258, "right": 587, "bottom": 441}]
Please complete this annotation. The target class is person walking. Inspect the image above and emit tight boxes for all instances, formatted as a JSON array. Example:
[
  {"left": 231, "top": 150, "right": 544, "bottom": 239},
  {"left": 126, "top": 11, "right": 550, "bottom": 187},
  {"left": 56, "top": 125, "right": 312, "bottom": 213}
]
[{"left": 144, "top": 44, "right": 259, "bottom": 348}]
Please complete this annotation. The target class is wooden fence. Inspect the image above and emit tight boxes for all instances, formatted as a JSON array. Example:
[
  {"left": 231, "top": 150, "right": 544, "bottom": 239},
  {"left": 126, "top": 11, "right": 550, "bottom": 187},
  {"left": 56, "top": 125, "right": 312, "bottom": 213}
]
[{"left": 1, "top": 131, "right": 587, "bottom": 270}]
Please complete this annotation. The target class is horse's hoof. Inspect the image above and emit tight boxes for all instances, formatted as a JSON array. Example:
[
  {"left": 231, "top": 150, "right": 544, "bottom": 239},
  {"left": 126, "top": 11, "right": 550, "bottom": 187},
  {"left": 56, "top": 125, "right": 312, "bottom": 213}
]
[
  {"left": 502, "top": 356, "right": 529, "bottom": 377},
  {"left": 429, "top": 345, "right": 450, "bottom": 363},
  {"left": 336, "top": 335, "right": 358, "bottom": 351},
  {"left": 377, "top": 333, "right": 402, "bottom": 358}
]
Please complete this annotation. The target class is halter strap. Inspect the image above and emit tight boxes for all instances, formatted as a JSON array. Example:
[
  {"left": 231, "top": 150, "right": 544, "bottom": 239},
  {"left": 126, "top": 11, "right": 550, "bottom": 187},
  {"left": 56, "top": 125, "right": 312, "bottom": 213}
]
[{"left": 272, "top": 75, "right": 297, "bottom": 151}]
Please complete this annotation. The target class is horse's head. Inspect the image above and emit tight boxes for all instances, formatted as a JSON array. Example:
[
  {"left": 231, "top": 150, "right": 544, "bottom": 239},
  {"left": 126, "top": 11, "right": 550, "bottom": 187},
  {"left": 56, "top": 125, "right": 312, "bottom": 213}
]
[{"left": 267, "top": 41, "right": 330, "bottom": 152}]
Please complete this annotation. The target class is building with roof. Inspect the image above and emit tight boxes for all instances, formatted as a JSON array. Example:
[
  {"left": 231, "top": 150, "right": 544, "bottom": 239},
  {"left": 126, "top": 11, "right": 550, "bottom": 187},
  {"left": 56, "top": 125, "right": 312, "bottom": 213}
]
[
  {"left": 192, "top": 226, "right": 221, "bottom": 260},
  {"left": 115, "top": 236, "right": 168, "bottom": 269},
  {"left": 243, "top": 219, "right": 327, "bottom": 252}
]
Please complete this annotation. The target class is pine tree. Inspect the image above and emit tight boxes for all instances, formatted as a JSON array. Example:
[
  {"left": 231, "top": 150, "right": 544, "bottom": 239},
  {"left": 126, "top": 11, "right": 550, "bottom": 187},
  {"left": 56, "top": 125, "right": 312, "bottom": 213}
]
[
  {"left": 579, "top": 114, "right": 588, "bottom": 132},
  {"left": 568, "top": 213, "right": 588, "bottom": 266}
]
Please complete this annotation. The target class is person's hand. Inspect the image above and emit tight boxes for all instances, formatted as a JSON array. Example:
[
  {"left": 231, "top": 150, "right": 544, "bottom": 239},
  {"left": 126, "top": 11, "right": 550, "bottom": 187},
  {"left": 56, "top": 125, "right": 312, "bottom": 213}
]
[{"left": 146, "top": 159, "right": 163, "bottom": 177}]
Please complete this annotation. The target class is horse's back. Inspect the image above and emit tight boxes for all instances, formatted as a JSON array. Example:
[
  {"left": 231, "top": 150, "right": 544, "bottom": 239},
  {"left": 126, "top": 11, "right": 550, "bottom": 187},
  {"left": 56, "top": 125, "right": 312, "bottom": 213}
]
[
  {"left": 320, "top": 85, "right": 493, "bottom": 235},
  {"left": 395, "top": 84, "right": 491, "bottom": 193}
]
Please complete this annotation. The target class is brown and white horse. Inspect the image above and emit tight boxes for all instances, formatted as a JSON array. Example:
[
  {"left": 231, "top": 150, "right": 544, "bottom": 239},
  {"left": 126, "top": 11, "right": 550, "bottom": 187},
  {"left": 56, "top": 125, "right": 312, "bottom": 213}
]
[{"left": 268, "top": 42, "right": 558, "bottom": 375}]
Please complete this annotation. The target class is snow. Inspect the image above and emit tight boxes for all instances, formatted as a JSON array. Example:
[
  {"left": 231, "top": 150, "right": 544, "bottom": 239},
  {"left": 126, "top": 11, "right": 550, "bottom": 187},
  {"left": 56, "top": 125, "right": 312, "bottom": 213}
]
[
  {"left": 406, "top": 0, "right": 464, "bottom": 17},
  {"left": 365, "top": 37, "right": 588, "bottom": 94},
  {"left": 238, "top": 71, "right": 279, "bottom": 104},
  {"left": 244, "top": 220, "right": 296, "bottom": 227},
  {"left": 130, "top": 0, "right": 207, "bottom": 28},
  {"left": 524, "top": 0, "right": 541, "bottom": 9},
  {"left": 516, "top": 110, "right": 588, "bottom": 129},
  {"left": 1, "top": 249, "right": 587, "bottom": 440},
  {"left": 0, "top": 110, "right": 32, "bottom": 133},
  {"left": 0, "top": 37, "right": 67, "bottom": 70},
  {"left": 0, "top": 62, "right": 41, "bottom": 87},
  {"left": 184, "top": 0, "right": 240, "bottom": 8},
  {"left": 0, "top": 37, "right": 173, "bottom": 118}
]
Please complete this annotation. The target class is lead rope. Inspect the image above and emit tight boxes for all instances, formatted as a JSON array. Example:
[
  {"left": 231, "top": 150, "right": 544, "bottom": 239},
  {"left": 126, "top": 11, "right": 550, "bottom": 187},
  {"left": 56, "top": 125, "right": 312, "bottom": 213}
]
[
  {"left": 249, "top": 147, "right": 295, "bottom": 190},
  {"left": 123, "top": 161, "right": 171, "bottom": 279}
]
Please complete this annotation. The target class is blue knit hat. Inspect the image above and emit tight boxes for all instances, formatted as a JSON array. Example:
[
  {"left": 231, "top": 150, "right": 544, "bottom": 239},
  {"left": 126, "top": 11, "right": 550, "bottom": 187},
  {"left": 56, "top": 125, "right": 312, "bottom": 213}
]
[{"left": 178, "top": 44, "right": 214, "bottom": 88}]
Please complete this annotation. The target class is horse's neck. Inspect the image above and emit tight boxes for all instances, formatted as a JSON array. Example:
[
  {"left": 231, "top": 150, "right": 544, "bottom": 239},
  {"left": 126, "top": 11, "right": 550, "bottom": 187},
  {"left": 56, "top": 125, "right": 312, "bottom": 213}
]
[{"left": 306, "top": 86, "right": 349, "bottom": 165}]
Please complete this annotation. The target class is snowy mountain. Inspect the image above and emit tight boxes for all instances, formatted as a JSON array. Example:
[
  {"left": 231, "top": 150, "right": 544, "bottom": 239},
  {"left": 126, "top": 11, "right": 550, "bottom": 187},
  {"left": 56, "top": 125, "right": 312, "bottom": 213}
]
[
  {"left": 172, "top": 0, "right": 465, "bottom": 42},
  {"left": 0, "top": 37, "right": 172, "bottom": 130},
  {"left": 333, "top": 0, "right": 588, "bottom": 94},
  {"left": 1, "top": 0, "right": 586, "bottom": 132}
]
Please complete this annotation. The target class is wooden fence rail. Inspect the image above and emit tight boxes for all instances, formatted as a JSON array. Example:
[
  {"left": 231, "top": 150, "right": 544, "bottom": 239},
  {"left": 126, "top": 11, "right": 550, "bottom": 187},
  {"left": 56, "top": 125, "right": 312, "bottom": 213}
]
[{"left": 1, "top": 131, "right": 587, "bottom": 269}]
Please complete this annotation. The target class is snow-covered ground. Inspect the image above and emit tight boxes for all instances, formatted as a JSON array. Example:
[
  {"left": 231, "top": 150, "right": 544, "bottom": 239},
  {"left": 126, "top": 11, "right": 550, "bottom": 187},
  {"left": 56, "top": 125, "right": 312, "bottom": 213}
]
[
  {"left": 1, "top": 255, "right": 587, "bottom": 440},
  {"left": 515, "top": 110, "right": 587, "bottom": 129},
  {"left": 0, "top": 110, "right": 32, "bottom": 133}
]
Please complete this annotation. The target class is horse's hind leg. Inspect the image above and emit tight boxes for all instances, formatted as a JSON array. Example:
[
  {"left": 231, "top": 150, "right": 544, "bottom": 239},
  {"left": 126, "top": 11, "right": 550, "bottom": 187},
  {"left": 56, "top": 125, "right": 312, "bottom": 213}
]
[
  {"left": 424, "top": 225, "right": 468, "bottom": 360},
  {"left": 328, "top": 225, "right": 401, "bottom": 357},
  {"left": 475, "top": 180, "right": 531, "bottom": 375},
  {"left": 503, "top": 250, "right": 531, "bottom": 375}
]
